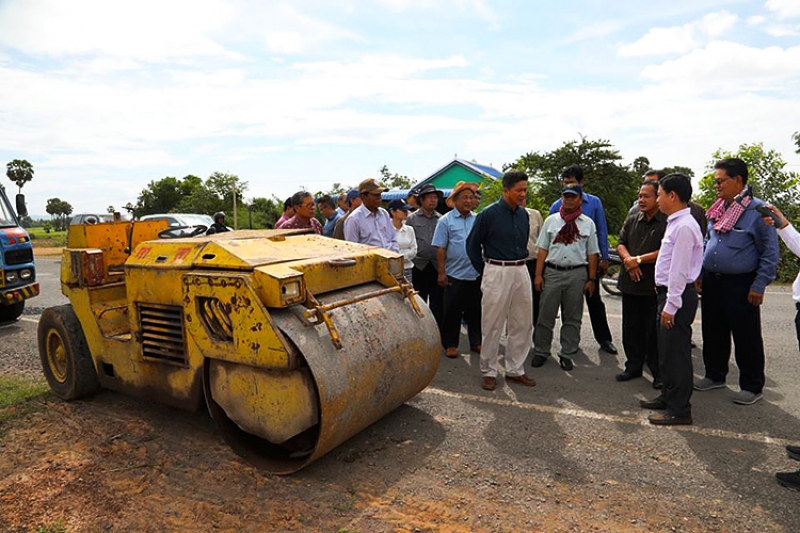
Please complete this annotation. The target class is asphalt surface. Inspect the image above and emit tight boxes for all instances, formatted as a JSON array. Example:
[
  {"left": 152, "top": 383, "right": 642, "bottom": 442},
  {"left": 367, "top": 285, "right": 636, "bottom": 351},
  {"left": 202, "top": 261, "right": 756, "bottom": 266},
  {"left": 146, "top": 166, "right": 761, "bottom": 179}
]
[{"left": 3, "top": 257, "right": 800, "bottom": 530}]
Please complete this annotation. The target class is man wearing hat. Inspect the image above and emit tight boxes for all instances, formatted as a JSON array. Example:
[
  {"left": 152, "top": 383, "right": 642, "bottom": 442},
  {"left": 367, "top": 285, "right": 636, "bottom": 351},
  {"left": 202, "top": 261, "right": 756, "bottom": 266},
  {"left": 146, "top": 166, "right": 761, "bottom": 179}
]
[
  {"left": 432, "top": 181, "right": 482, "bottom": 357},
  {"left": 407, "top": 183, "right": 445, "bottom": 328},
  {"left": 344, "top": 178, "right": 399, "bottom": 252},
  {"left": 532, "top": 183, "right": 600, "bottom": 372},
  {"left": 332, "top": 189, "right": 362, "bottom": 240}
]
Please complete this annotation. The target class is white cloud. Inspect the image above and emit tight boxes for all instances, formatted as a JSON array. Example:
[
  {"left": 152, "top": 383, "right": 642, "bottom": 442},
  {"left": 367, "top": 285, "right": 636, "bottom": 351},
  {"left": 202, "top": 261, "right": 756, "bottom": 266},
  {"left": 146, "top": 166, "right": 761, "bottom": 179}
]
[
  {"left": 641, "top": 41, "right": 800, "bottom": 91},
  {"left": 766, "top": 0, "right": 800, "bottom": 19},
  {"left": 747, "top": 15, "right": 766, "bottom": 26},
  {"left": 376, "top": 0, "right": 499, "bottom": 27},
  {"left": 618, "top": 11, "right": 738, "bottom": 57},
  {"left": 0, "top": 0, "right": 238, "bottom": 62}
]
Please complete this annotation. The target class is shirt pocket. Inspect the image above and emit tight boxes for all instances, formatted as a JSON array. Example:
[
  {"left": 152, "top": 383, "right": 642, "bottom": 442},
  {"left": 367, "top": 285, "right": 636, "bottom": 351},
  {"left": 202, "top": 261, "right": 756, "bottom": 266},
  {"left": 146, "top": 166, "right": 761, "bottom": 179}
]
[{"left": 725, "top": 229, "right": 752, "bottom": 250}]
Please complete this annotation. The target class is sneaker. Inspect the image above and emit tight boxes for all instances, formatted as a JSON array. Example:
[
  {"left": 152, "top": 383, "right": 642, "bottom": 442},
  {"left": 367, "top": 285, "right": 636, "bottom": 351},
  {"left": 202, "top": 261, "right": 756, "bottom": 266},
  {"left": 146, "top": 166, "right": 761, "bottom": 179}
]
[
  {"left": 694, "top": 377, "right": 726, "bottom": 391},
  {"left": 732, "top": 390, "right": 763, "bottom": 405},
  {"left": 776, "top": 470, "right": 800, "bottom": 491}
]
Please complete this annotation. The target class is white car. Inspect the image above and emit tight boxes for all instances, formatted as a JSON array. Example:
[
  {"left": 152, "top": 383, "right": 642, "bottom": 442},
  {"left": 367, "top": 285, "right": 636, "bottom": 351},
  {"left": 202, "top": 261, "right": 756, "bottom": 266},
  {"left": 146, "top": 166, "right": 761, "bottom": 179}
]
[{"left": 139, "top": 213, "right": 215, "bottom": 228}]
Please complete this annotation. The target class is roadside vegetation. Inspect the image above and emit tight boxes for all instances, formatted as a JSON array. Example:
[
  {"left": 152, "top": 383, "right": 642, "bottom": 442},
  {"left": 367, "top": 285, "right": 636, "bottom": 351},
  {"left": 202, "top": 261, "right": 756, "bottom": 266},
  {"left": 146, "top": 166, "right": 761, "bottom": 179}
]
[{"left": 0, "top": 375, "right": 49, "bottom": 434}]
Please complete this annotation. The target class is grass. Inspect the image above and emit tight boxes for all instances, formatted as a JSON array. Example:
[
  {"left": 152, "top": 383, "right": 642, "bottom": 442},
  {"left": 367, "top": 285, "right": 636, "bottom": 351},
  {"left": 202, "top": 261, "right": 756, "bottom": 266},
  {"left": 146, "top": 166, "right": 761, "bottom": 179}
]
[
  {"left": 0, "top": 375, "right": 50, "bottom": 429},
  {"left": 27, "top": 227, "right": 67, "bottom": 248},
  {"left": 36, "top": 521, "right": 68, "bottom": 533}
]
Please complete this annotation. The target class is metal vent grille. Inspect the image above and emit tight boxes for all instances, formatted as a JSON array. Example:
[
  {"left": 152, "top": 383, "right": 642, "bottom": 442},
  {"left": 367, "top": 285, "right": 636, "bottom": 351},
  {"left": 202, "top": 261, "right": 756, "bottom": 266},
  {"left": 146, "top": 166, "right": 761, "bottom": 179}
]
[
  {"left": 138, "top": 304, "right": 186, "bottom": 363},
  {"left": 5, "top": 248, "right": 34, "bottom": 265}
]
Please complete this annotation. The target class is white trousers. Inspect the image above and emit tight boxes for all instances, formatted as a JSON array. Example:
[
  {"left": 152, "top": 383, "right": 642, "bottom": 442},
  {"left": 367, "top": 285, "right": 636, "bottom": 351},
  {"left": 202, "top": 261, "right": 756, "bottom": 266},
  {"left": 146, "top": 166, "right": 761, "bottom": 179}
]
[{"left": 480, "top": 263, "right": 533, "bottom": 377}]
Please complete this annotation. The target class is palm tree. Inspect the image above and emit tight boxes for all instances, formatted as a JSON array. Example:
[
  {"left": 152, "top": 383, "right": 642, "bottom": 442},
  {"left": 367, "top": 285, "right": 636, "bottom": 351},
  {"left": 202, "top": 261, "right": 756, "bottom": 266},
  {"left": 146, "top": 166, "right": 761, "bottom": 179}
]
[{"left": 6, "top": 159, "right": 34, "bottom": 194}]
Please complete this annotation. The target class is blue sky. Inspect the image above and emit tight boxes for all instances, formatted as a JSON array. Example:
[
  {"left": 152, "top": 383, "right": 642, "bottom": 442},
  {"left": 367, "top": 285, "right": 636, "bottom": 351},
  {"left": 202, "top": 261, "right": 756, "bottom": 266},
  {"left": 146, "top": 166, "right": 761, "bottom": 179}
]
[{"left": 1, "top": 0, "right": 799, "bottom": 216}]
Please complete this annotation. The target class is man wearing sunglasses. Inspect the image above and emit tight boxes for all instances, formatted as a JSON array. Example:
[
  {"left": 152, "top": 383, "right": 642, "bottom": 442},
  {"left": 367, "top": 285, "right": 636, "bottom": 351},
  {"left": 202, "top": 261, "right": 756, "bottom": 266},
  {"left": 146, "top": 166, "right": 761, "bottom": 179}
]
[{"left": 693, "top": 158, "right": 778, "bottom": 406}]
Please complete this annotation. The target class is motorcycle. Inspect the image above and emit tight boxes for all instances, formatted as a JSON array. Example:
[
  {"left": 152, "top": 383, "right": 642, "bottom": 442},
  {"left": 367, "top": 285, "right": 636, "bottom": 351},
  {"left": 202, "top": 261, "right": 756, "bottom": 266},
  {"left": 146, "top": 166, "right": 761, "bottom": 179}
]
[{"left": 600, "top": 248, "right": 623, "bottom": 296}]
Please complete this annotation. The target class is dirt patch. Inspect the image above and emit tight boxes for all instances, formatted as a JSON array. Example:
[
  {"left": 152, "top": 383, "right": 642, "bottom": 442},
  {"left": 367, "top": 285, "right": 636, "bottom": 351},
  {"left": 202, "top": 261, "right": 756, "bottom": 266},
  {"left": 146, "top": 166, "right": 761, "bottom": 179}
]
[
  {"left": 33, "top": 247, "right": 64, "bottom": 258},
  {"left": 0, "top": 389, "right": 787, "bottom": 533}
]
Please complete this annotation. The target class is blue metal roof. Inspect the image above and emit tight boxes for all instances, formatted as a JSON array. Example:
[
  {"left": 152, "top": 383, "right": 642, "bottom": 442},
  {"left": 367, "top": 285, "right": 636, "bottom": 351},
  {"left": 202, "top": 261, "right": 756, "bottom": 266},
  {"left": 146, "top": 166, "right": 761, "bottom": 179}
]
[
  {"left": 466, "top": 161, "right": 503, "bottom": 178},
  {"left": 382, "top": 188, "right": 453, "bottom": 201}
]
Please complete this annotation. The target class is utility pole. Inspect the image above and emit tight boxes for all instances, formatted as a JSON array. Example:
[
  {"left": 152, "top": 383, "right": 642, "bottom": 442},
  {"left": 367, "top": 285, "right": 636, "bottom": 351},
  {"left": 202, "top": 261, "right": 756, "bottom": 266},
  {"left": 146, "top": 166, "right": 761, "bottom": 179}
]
[{"left": 232, "top": 178, "right": 238, "bottom": 230}]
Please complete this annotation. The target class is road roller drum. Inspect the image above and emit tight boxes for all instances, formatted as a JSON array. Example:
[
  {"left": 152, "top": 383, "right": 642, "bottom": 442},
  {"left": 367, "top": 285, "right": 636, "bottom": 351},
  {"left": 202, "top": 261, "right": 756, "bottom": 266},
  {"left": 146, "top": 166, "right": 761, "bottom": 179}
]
[{"left": 38, "top": 221, "right": 441, "bottom": 474}]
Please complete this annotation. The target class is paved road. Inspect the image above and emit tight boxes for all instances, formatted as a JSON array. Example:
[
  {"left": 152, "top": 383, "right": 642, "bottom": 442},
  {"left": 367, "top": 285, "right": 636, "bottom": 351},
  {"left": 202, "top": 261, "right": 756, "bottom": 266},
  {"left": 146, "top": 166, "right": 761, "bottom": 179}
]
[{"left": 4, "top": 257, "right": 800, "bottom": 530}]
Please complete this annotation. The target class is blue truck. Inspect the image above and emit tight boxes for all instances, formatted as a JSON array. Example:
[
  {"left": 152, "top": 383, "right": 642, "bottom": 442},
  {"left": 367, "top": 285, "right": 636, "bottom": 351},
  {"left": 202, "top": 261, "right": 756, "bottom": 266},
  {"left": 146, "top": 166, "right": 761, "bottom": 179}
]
[{"left": 0, "top": 184, "right": 38, "bottom": 322}]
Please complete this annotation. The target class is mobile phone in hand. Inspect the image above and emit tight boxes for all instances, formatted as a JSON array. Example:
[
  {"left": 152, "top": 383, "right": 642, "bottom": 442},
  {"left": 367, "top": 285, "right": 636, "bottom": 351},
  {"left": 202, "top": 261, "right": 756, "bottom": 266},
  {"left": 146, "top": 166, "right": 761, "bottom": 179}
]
[{"left": 755, "top": 205, "right": 781, "bottom": 226}]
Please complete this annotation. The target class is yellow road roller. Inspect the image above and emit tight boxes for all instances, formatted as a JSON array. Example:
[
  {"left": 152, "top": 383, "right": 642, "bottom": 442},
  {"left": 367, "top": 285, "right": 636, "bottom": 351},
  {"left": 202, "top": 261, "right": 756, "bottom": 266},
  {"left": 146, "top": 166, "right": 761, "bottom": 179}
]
[{"left": 38, "top": 219, "right": 440, "bottom": 474}]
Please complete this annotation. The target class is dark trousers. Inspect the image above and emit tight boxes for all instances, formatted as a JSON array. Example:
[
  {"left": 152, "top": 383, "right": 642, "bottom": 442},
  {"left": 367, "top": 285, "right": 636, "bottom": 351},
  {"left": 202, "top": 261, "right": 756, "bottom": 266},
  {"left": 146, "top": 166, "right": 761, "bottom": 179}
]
[
  {"left": 525, "top": 260, "right": 541, "bottom": 325},
  {"left": 701, "top": 271, "right": 765, "bottom": 394},
  {"left": 795, "top": 303, "right": 800, "bottom": 352},
  {"left": 621, "top": 293, "right": 659, "bottom": 379},
  {"left": 441, "top": 277, "right": 482, "bottom": 349},
  {"left": 586, "top": 272, "right": 613, "bottom": 344},
  {"left": 657, "top": 285, "right": 698, "bottom": 418},
  {"left": 413, "top": 263, "right": 444, "bottom": 327}
]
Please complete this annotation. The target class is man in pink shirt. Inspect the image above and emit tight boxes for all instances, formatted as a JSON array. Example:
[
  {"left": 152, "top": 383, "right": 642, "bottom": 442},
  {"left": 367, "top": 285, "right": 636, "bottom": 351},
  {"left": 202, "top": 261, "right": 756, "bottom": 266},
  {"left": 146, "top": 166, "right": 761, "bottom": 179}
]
[{"left": 639, "top": 173, "right": 703, "bottom": 426}]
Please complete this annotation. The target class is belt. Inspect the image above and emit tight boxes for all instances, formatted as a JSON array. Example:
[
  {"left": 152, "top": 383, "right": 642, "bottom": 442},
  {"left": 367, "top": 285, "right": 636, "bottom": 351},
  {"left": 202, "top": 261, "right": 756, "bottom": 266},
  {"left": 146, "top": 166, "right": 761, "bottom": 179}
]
[
  {"left": 545, "top": 262, "right": 586, "bottom": 271},
  {"left": 705, "top": 271, "right": 756, "bottom": 279},
  {"left": 656, "top": 284, "right": 695, "bottom": 294},
  {"left": 485, "top": 258, "right": 526, "bottom": 267}
]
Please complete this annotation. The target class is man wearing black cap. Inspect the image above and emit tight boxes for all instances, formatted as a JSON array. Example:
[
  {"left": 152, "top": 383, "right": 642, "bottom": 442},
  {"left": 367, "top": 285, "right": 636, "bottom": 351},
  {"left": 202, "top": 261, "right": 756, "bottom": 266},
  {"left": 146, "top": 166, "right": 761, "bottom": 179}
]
[
  {"left": 549, "top": 165, "right": 617, "bottom": 355},
  {"left": 406, "top": 183, "right": 445, "bottom": 328},
  {"left": 533, "top": 184, "right": 599, "bottom": 371}
]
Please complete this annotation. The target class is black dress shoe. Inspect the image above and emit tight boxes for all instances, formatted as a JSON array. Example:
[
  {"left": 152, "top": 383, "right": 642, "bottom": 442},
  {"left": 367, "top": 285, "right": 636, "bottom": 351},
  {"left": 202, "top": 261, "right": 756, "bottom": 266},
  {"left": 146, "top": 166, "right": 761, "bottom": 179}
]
[
  {"left": 600, "top": 341, "right": 618, "bottom": 355},
  {"left": 559, "top": 357, "right": 574, "bottom": 371},
  {"left": 776, "top": 470, "right": 800, "bottom": 490},
  {"left": 531, "top": 355, "right": 548, "bottom": 368},
  {"left": 649, "top": 413, "right": 692, "bottom": 426},
  {"left": 639, "top": 398, "right": 667, "bottom": 410},
  {"left": 615, "top": 371, "right": 642, "bottom": 382},
  {"left": 652, "top": 379, "right": 663, "bottom": 390},
  {"left": 787, "top": 445, "right": 800, "bottom": 461}
]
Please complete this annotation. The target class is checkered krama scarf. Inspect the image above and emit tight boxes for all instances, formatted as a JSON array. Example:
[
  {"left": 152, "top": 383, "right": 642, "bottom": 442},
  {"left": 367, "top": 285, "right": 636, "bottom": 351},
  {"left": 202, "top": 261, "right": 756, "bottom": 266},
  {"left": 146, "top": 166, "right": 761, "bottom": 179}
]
[
  {"left": 554, "top": 205, "right": 584, "bottom": 245},
  {"left": 706, "top": 186, "right": 752, "bottom": 233}
]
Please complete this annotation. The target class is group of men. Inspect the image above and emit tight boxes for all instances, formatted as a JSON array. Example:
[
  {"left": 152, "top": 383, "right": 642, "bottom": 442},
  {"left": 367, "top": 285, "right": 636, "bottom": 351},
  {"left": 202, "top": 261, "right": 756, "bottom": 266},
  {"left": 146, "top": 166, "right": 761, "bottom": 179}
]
[{"left": 248, "top": 160, "right": 797, "bottom": 490}]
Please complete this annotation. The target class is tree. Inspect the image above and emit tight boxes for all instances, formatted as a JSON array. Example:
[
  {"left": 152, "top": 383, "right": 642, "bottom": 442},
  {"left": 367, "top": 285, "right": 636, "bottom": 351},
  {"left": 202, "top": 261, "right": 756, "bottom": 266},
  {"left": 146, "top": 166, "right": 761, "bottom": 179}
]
[
  {"left": 793, "top": 131, "right": 800, "bottom": 155},
  {"left": 6, "top": 159, "right": 34, "bottom": 193},
  {"left": 504, "top": 136, "right": 640, "bottom": 235},
  {"left": 631, "top": 156, "right": 651, "bottom": 179},
  {"left": 134, "top": 177, "right": 185, "bottom": 215},
  {"left": 379, "top": 165, "right": 415, "bottom": 190},
  {"left": 697, "top": 142, "right": 800, "bottom": 282},
  {"left": 107, "top": 205, "right": 115, "bottom": 214},
  {"left": 661, "top": 165, "right": 695, "bottom": 178},
  {"left": 45, "top": 197, "right": 73, "bottom": 231}
]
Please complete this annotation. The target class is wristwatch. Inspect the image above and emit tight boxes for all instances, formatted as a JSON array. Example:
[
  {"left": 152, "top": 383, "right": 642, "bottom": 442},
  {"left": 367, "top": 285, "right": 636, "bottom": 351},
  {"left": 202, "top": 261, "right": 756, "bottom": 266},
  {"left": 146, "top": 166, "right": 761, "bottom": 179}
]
[{"left": 636, "top": 255, "right": 642, "bottom": 265}]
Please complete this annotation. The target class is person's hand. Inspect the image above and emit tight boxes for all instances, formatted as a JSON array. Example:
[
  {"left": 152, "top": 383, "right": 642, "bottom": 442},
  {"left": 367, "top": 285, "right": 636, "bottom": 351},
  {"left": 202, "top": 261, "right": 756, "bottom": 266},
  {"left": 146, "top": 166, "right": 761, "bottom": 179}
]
[
  {"left": 622, "top": 256, "right": 638, "bottom": 271},
  {"left": 694, "top": 279, "right": 702, "bottom": 295},
  {"left": 747, "top": 290, "right": 764, "bottom": 306},
  {"left": 627, "top": 265, "right": 643, "bottom": 282},
  {"left": 763, "top": 204, "right": 789, "bottom": 230},
  {"left": 437, "top": 272, "right": 448, "bottom": 288},
  {"left": 599, "top": 259, "right": 609, "bottom": 277},
  {"left": 584, "top": 279, "right": 595, "bottom": 297},
  {"left": 535, "top": 275, "right": 544, "bottom": 292},
  {"left": 661, "top": 310, "right": 675, "bottom": 329}
]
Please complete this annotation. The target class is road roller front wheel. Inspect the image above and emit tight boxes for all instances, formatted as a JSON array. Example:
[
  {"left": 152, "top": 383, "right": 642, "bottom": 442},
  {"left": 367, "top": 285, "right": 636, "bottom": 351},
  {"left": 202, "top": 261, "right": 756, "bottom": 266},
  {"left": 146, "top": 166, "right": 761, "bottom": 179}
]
[{"left": 38, "top": 305, "right": 101, "bottom": 400}]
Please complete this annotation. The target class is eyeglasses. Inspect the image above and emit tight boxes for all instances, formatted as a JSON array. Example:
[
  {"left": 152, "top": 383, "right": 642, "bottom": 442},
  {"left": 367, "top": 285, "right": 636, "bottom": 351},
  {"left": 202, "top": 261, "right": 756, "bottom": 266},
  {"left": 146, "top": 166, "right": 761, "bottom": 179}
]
[
  {"left": 302, "top": 202, "right": 315, "bottom": 209},
  {"left": 713, "top": 176, "right": 732, "bottom": 186}
]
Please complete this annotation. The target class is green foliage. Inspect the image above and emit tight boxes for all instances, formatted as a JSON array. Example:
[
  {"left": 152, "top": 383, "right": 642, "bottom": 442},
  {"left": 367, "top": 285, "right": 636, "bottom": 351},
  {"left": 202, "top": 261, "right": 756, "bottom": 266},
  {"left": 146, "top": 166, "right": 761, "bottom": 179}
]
[
  {"left": 45, "top": 198, "right": 74, "bottom": 231},
  {"left": 43, "top": 221, "right": 52, "bottom": 233},
  {"left": 699, "top": 142, "right": 800, "bottom": 282},
  {"left": 793, "top": 131, "right": 800, "bottom": 155},
  {"left": 0, "top": 376, "right": 49, "bottom": 433},
  {"left": 36, "top": 520, "right": 68, "bottom": 533},
  {"left": 6, "top": 159, "right": 34, "bottom": 193},
  {"left": 378, "top": 165, "right": 415, "bottom": 190},
  {"left": 135, "top": 173, "right": 249, "bottom": 219},
  {"left": 503, "top": 136, "right": 640, "bottom": 234}
]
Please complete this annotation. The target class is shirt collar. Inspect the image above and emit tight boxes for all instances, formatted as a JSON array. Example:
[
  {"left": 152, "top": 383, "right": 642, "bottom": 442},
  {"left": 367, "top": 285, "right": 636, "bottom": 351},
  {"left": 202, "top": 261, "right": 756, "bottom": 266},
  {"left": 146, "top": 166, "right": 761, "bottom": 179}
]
[
  {"left": 498, "top": 197, "right": 520, "bottom": 212},
  {"left": 667, "top": 207, "right": 691, "bottom": 223}
]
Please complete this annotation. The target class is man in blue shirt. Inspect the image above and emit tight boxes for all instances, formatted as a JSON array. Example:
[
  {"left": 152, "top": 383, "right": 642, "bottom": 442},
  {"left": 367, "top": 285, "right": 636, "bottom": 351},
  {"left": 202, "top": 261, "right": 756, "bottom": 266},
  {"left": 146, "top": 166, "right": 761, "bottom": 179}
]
[
  {"left": 467, "top": 171, "right": 537, "bottom": 391},
  {"left": 694, "top": 158, "right": 778, "bottom": 406},
  {"left": 433, "top": 181, "right": 481, "bottom": 358},
  {"left": 549, "top": 165, "right": 617, "bottom": 355},
  {"left": 317, "top": 195, "right": 341, "bottom": 238},
  {"left": 344, "top": 178, "right": 399, "bottom": 252}
]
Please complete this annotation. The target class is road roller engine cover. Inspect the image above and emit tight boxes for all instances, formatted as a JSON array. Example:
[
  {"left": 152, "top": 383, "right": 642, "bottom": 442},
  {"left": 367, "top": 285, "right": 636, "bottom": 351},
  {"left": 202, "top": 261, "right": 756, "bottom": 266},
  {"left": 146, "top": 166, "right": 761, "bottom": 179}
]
[{"left": 38, "top": 219, "right": 441, "bottom": 474}]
